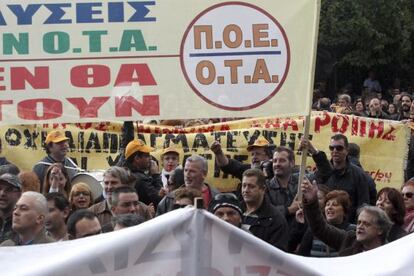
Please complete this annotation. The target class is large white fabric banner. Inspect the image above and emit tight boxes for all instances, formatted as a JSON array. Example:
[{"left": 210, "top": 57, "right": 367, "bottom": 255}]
[{"left": 0, "top": 208, "right": 412, "bottom": 275}]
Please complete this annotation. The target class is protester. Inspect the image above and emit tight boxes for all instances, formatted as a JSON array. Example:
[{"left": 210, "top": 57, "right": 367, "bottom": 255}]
[
  {"left": 45, "top": 193, "right": 70, "bottom": 241},
  {"left": 396, "top": 93, "right": 412, "bottom": 121},
  {"left": 209, "top": 193, "right": 243, "bottom": 228},
  {"left": 89, "top": 166, "right": 131, "bottom": 226},
  {"left": 67, "top": 209, "right": 102, "bottom": 239},
  {"left": 33, "top": 130, "right": 80, "bottom": 191},
  {"left": 160, "top": 147, "right": 181, "bottom": 188},
  {"left": 101, "top": 186, "right": 153, "bottom": 232},
  {"left": 241, "top": 168, "right": 289, "bottom": 250},
  {"left": 157, "top": 155, "right": 219, "bottom": 215},
  {"left": 298, "top": 190, "right": 355, "bottom": 257},
  {"left": 366, "top": 97, "right": 390, "bottom": 119},
  {"left": 1, "top": 192, "right": 54, "bottom": 246},
  {"left": 301, "top": 177, "right": 391, "bottom": 256},
  {"left": 210, "top": 136, "right": 273, "bottom": 181},
  {"left": 42, "top": 163, "right": 71, "bottom": 198},
  {"left": 387, "top": 103, "right": 399, "bottom": 120},
  {"left": 266, "top": 146, "right": 301, "bottom": 223},
  {"left": 69, "top": 182, "right": 94, "bottom": 211},
  {"left": 123, "top": 139, "right": 163, "bottom": 206},
  {"left": 299, "top": 134, "right": 371, "bottom": 221},
  {"left": 402, "top": 180, "right": 414, "bottom": 233},
  {"left": 376, "top": 187, "right": 407, "bottom": 241},
  {"left": 0, "top": 173, "right": 22, "bottom": 243}
]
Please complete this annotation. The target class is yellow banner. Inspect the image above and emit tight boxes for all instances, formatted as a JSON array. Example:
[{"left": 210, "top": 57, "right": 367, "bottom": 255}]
[
  {"left": 0, "top": 0, "right": 319, "bottom": 124},
  {"left": 0, "top": 112, "right": 409, "bottom": 192}
]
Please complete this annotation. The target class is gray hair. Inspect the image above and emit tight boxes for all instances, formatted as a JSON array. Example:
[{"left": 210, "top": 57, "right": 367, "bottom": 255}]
[
  {"left": 21, "top": 191, "right": 48, "bottom": 216},
  {"left": 185, "top": 155, "right": 208, "bottom": 173},
  {"left": 339, "top": 94, "right": 351, "bottom": 104},
  {"left": 112, "top": 214, "right": 144, "bottom": 229},
  {"left": 357, "top": 205, "right": 392, "bottom": 243},
  {"left": 103, "top": 166, "right": 131, "bottom": 186}
]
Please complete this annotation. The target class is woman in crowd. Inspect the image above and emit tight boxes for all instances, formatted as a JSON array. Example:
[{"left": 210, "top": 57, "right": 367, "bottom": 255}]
[
  {"left": 69, "top": 182, "right": 94, "bottom": 211},
  {"left": 402, "top": 180, "right": 414, "bottom": 233},
  {"left": 376, "top": 187, "right": 406, "bottom": 241},
  {"left": 298, "top": 190, "right": 355, "bottom": 257},
  {"left": 387, "top": 103, "right": 399, "bottom": 120},
  {"left": 354, "top": 99, "right": 366, "bottom": 115},
  {"left": 42, "top": 163, "right": 71, "bottom": 198}
]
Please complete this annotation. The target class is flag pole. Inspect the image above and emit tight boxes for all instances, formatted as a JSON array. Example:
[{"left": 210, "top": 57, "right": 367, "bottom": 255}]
[{"left": 297, "top": 0, "right": 321, "bottom": 201}]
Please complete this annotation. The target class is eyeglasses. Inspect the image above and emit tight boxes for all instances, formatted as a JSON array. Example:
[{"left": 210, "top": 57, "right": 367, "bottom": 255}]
[
  {"left": 329, "top": 145, "right": 345, "bottom": 151},
  {"left": 402, "top": 192, "right": 414, "bottom": 199},
  {"left": 73, "top": 191, "right": 90, "bottom": 197},
  {"left": 214, "top": 193, "right": 238, "bottom": 201}
]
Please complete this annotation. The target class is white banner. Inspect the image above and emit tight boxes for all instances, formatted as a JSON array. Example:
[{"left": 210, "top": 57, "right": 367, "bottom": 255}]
[{"left": 0, "top": 208, "right": 412, "bottom": 275}]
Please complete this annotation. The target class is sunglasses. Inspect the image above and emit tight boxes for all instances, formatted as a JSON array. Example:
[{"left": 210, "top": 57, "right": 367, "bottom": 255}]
[
  {"left": 329, "top": 145, "right": 345, "bottom": 151},
  {"left": 402, "top": 192, "right": 414, "bottom": 199}
]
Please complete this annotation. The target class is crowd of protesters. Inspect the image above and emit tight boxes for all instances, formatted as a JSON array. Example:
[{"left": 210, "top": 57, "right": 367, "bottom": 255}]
[{"left": 0, "top": 74, "right": 413, "bottom": 259}]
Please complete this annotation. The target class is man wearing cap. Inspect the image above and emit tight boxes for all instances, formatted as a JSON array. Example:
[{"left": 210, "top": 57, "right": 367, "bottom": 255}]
[
  {"left": 1, "top": 191, "right": 54, "bottom": 246},
  {"left": 124, "top": 139, "right": 163, "bottom": 206},
  {"left": 210, "top": 136, "right": 273, "bottom": 181},
  {"left": 160, "top": 147, "right": 181, "bottom": 188},
  {"left": 33, "top": 130, "right": 80, "bottom": 189},
  {"left": 0, "top": 173, "right": 22, "bottom": 243},
  {"left": 209, "top": 193, "right": 243, "bottom": 228}
]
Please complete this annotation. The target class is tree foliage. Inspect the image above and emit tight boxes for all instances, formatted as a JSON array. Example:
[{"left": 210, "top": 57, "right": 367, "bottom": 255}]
[{"left": 317, "top": 0, "right": 414, "bottom": 90}]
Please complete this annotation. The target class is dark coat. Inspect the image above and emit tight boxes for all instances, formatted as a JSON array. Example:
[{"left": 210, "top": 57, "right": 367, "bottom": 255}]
[
  {"left": 220, "top": 158, "right": 251, "bottom": 181},
  {"left": 130, "top": 169, "right": 163, "bottom": 206},
  {"left": 312, "top": 151, "right": 371, "bottom": 221},
  {"left": 388, "top": 224, "right": 407, "bottom": 242},
  {"left": 243, "top": 198, "right": 289, "bottom": 251}
]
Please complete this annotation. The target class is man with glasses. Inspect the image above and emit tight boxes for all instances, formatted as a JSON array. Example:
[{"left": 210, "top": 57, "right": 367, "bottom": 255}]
[
  {"left": 401, "top": 180, "right": 414, "bottom": 232},
  {"left": 0, "top": 173, "right": 22, "bottom": 243},
  {"left": 67, "top": 209, "right": 102, "bottom": 239},
  {"left": 300, "top": 134, "right": 371, "bottom": 222}
]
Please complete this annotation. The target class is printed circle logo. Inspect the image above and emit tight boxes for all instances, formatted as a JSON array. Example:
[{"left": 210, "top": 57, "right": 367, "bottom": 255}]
[{"left": 180, "top": 2, "right": 290, "bottom": 111}]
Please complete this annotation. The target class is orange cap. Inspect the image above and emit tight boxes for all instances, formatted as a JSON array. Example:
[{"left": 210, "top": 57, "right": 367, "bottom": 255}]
[
  {"left": 45, "top": 130, "right": 69, "bottom": 144},
  {"left": 125, "top": 139, "right": 154, "bottom": 159},
  {"left": 247, "top": 136, "right": 270, "bottom": 151},
  {"left": 161, "top": 146, "right": 180, "bottom": 157}
]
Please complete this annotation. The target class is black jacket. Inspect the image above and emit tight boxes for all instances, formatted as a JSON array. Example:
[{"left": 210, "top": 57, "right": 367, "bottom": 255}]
[
  {"left": 243, "top": 198, "right": 289, "bottom": 251},
  {"left": 130, "top": 168, "right": 163, "bottom": 206},
  {"left": 312, "top": 151, "right": 371, "bottom": 221}
]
